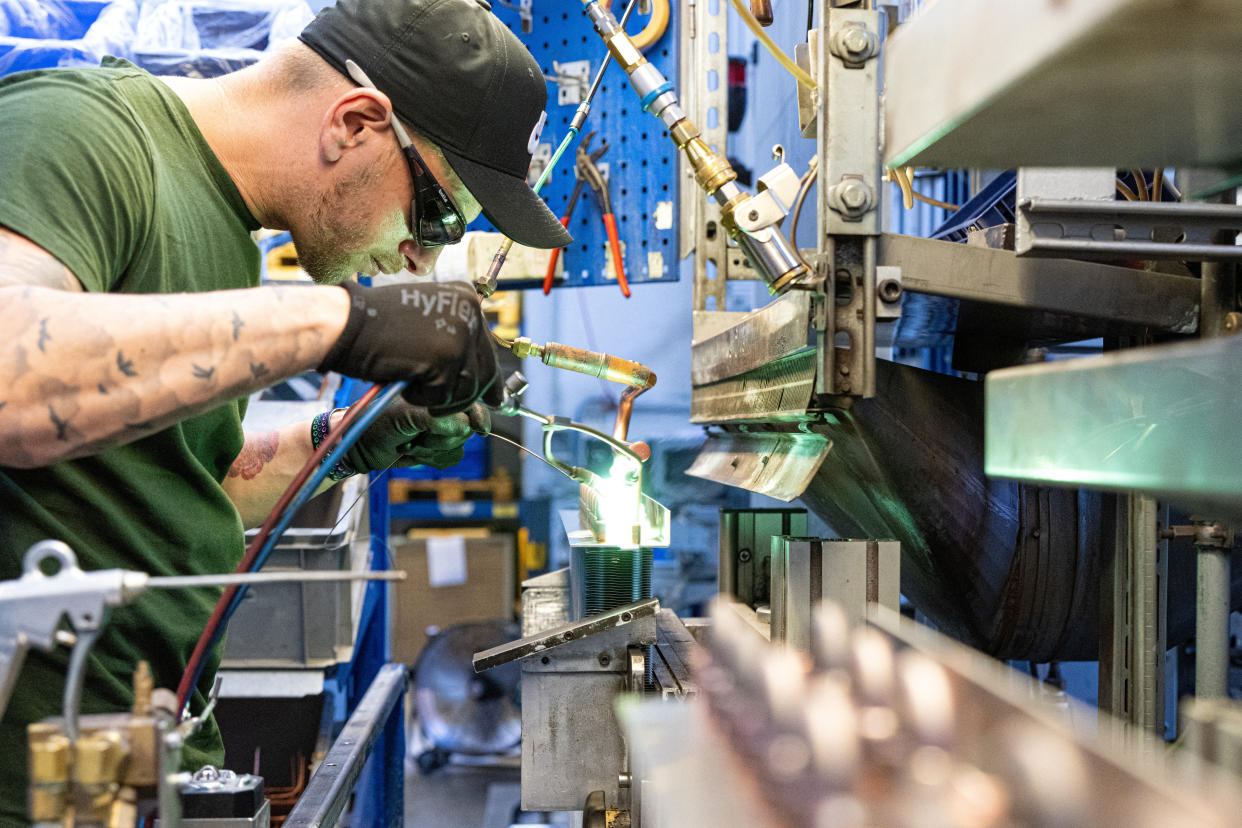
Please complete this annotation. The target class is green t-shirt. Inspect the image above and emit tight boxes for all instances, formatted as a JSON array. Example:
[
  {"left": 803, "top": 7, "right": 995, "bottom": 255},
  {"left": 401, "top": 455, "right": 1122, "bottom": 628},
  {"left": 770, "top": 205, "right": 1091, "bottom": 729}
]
[{"left": 0, "top": 58, "right": 260, "bottom": 824}]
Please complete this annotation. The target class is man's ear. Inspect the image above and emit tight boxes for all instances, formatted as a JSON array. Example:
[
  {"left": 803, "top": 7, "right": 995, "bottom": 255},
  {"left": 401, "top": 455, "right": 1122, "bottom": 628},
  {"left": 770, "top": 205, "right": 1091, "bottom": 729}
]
[{"left": 319, "top": 89, "right": 392, "bottom": 163}]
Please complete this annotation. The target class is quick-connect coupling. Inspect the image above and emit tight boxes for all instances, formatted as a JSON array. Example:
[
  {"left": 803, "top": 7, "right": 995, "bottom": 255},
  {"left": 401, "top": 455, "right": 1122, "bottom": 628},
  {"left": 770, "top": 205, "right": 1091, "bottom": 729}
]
[{"left": 670, "top": 120, "right": 736, "bottom": 196}]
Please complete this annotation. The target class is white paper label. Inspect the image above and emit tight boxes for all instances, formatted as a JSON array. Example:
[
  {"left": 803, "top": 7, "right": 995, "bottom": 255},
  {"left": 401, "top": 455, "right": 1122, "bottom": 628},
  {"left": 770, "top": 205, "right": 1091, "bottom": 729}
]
[{"left": 426, "top": 535, "right": 468, "bottom": 588}]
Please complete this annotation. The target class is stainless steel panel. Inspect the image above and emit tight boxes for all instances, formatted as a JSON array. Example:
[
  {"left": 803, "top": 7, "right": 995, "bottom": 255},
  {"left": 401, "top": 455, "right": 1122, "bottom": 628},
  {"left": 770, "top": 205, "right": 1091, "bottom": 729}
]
[
  {"left": 885, "top": 0, "right": 1242, "bottom": 169},
  {"left": 518, "top": 618, "right": 655, "bottom": 812},
  {"left": 690, "top": 291, "right": 812, "bottom": 386},
  {"left": 689, "top": 350, "right": 819, "bottom": 423},
  {"left": 685, "top": 430, "right": 831, "bottom": 501},
  {"left": 521, "top": 568, "right": 571, "bottom": 637},
  {"left": 984, "top": 334, "right": 1242, "bottom": 517},
  {"left": 770, "top": 538, "right": 900, "bottom": 650},
  {"left": 878, "top": 233, "right": 1199, "bottom": 333}
]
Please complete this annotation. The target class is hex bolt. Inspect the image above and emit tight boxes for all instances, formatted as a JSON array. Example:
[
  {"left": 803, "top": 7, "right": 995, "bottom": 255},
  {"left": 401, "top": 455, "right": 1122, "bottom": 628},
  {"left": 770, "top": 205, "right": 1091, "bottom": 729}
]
[
  {"left": 839, "top": 181, "right": 868, "bottom": 210},
  {"left": 878, "top": 279, "right": 902, "bottom": 303},
  {"left": 845, "top": 28, "right": 868, "bottom": 53},
  {"left": 598, "top": 653, "right": 612, "bottom": 667},
  {"left": 832, "top": 24, "right": 878, "bottom": 63},
  {"left": 828, "top": 178, "right": 874, "bottom": 219}
]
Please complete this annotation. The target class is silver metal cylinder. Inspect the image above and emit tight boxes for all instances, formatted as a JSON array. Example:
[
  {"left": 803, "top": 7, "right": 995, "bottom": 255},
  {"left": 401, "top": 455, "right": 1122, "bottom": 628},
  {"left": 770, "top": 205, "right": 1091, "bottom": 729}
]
[
  {"left": 736, "top": 226, "right": 807, "bottom": 293},
  {"left": 584, "top": 1, "right": 618, "bottom": 34},
  {"left": 658, "top": 102, "right": 686, "bottom": 128},
  {"left": 1196, "top": 545, "right": 1231, "bottom": 698},
  {"left": 627, "top": 61, "right": 665, "bottom": 96}
]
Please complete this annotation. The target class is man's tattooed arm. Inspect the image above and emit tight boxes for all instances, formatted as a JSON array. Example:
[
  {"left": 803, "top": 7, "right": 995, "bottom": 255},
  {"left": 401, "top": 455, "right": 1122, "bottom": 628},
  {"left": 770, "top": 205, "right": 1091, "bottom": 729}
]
[
  {"left": 221, "top": 419, "right": 340, "bottom": 529},
  {"left": 0, "top": 228, "right": 350, "bottom": 468}
]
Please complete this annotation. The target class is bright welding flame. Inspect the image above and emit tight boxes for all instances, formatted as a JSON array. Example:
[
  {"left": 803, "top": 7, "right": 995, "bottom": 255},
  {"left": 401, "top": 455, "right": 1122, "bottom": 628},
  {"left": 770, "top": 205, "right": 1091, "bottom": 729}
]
[{"left": 595, "top": 454, "right": 643, "bottom": 547}]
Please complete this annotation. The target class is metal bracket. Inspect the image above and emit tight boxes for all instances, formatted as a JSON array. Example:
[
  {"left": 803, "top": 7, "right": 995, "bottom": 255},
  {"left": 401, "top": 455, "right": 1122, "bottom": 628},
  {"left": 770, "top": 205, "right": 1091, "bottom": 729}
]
[
  {"left": 876, "top": 265, "right": 902, "bottom": 320},
  {"left": 473, "top": 598, "right": 660, "bottom": 672},
  {"left": 527, "top": 141, "right": 553, "bottom": 187},
  {"left": 553, "top": 60, "right": 592, "bottom": 105},
  {"left": 1016, "top": 199, "right": 1242, "bottom": 261}
]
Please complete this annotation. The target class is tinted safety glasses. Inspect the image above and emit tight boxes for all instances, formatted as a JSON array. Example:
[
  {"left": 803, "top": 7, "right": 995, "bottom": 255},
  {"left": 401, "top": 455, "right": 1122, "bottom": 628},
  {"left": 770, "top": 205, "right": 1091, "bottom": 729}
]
[{"left": 344, "top": 59, "right": 466, "bottom": 248}]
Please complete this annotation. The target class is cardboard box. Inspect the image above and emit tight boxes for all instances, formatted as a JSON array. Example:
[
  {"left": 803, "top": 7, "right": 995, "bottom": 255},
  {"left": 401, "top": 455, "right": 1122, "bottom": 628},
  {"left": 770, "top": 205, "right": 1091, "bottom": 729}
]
[{"left": 391, "top": 534, "right": 515, "bottom": 664}]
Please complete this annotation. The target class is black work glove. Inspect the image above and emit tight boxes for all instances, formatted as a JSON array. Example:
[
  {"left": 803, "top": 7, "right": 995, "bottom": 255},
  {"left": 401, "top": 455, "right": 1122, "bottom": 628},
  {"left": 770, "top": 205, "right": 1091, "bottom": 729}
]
[
  {"left": 320, "top": 280, "right": 502, "bottom": 416},
  {"left": 342, "top": 400, "right": 491, "bottom": 474}
]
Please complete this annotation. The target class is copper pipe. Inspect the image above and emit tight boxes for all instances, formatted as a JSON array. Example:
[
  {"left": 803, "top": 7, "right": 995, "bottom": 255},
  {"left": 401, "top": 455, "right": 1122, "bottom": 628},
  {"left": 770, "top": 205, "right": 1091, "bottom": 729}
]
[{"left": 613, "top": 383, "right": 651, "bottom": 442}]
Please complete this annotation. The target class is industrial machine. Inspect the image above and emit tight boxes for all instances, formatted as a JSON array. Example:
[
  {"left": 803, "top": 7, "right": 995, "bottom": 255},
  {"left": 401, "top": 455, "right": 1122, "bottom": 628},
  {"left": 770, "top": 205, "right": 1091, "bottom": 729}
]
[{"left": 472, "top": 0, "right": 1242, "bottom": 825}]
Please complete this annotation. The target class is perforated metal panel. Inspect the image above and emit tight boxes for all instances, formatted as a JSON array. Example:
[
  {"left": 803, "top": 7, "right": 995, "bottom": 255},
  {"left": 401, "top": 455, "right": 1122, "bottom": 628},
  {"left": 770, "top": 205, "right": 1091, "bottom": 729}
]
[{"left": 484, "top": 2, "right": 681, "bottom": 290}]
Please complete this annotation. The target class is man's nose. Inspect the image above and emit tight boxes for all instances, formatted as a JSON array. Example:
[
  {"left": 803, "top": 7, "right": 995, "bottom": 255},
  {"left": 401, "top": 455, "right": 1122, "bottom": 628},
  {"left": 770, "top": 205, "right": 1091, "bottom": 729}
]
[{"left": 399, "top": 239, "right": 442, "bottom": 276}]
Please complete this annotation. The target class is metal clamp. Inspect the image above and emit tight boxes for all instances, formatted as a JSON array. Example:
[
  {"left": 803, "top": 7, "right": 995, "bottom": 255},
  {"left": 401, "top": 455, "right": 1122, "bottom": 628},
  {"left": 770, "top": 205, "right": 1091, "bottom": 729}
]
[{"left": 473, "top": 598, "right": 659, "bottom": 672}]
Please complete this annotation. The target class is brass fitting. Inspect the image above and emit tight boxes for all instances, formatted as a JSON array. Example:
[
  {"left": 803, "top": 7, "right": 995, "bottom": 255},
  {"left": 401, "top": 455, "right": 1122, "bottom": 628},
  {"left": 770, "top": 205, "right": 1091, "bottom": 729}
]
[
  {"left": 509, "top": 336, "right": 543, "bottom": 360},
  {"left": 668, "top": 120, "right": 737, "bottom": 195},
  {"left": 75, "top": 733, "right": 124, "bottom": 786},
  {"left": 28, "top": 733, "right": 70, "bottom": 822},
  {"left": 668, "top": 119, "right": 698, "bottom": 147},
  {"left": 605, "top": 31, "right": 645, "bottom": 71},
  {"left": 132, "top": 662, "right": 153, "bottom": 716},
  {"left": 682, "top": 137, "right": 737, "bottom": 196}
]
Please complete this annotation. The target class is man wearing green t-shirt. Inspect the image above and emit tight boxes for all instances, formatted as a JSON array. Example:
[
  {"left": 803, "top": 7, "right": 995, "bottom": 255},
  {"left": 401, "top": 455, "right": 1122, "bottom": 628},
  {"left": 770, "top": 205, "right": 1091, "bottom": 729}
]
[{"left": 0, "top": 0, "right": 571, "bottom": 820}]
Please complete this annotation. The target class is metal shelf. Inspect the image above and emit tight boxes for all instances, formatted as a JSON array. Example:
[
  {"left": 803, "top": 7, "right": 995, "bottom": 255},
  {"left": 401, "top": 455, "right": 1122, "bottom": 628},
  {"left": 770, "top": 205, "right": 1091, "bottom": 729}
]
[
  {"left": 985, "top": 335, "right": 1242, "bottom": 519},
  {"left": 884, "top": 0, "right": 1242, "bottom": 169}
]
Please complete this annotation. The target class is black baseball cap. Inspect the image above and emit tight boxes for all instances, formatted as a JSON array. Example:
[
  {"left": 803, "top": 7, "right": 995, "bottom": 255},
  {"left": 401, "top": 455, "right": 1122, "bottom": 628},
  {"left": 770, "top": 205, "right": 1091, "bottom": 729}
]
[{"left": 299, "top": 0, "right": 572, "bottom": 249}]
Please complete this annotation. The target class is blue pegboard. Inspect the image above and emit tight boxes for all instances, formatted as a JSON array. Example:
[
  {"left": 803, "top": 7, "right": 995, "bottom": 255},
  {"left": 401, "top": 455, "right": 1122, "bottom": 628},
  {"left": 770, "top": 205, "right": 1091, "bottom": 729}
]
[{"left": 484, "top": 1, "right": 680, "bottom": 291}]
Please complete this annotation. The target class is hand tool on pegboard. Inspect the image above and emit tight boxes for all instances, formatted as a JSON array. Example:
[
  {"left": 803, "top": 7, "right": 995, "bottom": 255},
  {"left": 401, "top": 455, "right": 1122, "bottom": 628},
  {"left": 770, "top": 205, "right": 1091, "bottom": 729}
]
[
  {"left": 543, "top": 133, "right": 609, "bottom": 294},
  {"left": 576, "top": 135, "right": 630, "bottom": 297}
]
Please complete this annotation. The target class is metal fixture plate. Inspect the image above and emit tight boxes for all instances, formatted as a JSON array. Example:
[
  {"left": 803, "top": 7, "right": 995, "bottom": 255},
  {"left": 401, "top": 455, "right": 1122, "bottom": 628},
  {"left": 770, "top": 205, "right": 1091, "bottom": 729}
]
[
  {"left": 690, "top": 291, "right": 813, "bottom": 386},
  {"left": 652, "top": 610, "right": 698, "bottom": 699},
  {"left": 985, "top": 335, "right": 1242, "bottom": 518},
  {"left": 689, "top": 350, "right": 819, "bottom": 423},
  {"left": 473, "top": 598, "right": 659, "bottom": 672},
  {"left": 1099, "top": 495, "right": 1166, "bottom": 749},
  {"left": 885, "top": 0, "right": 1242, "bottom": 169},
  {"left": 685, "top": 429, "right": 831, "bottom": 501},
  {"left": 1016, "top": 198, "right": 1242, "bottom": 261},
  {"left": 818, "top": 8, "right": 881, "bottom": 399},
  {"left": 516, "top": 610, "right": 657, "bottom": 812},
  {"left": 770, "top": 538, "right": 900, "bottom": 650},
  {"left": 878, "top": 233, "right": 1200, "bottom": 333}
]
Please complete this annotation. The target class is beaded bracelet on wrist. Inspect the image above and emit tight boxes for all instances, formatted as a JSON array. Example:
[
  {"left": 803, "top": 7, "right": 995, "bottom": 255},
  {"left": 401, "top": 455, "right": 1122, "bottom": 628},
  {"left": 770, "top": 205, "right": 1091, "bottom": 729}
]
[{"left": 311, "top": 409, "right": 357, "bottom": 481}]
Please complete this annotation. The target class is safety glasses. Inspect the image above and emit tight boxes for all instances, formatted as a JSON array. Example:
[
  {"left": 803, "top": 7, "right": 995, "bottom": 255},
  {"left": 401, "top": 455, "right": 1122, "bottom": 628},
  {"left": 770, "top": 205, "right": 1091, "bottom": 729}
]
[{"left": 344, "top": 59, "right": 466, "bottom": 248}]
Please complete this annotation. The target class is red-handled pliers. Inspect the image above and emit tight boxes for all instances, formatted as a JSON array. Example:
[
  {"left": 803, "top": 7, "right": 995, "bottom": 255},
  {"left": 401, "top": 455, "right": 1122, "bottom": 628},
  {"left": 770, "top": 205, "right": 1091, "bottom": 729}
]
[
  {"left": 542, "top": 135, "right": 608, "bottom": 294},
  {"left": 577, "top": 138, "right": 630, "bottom": 298}
]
